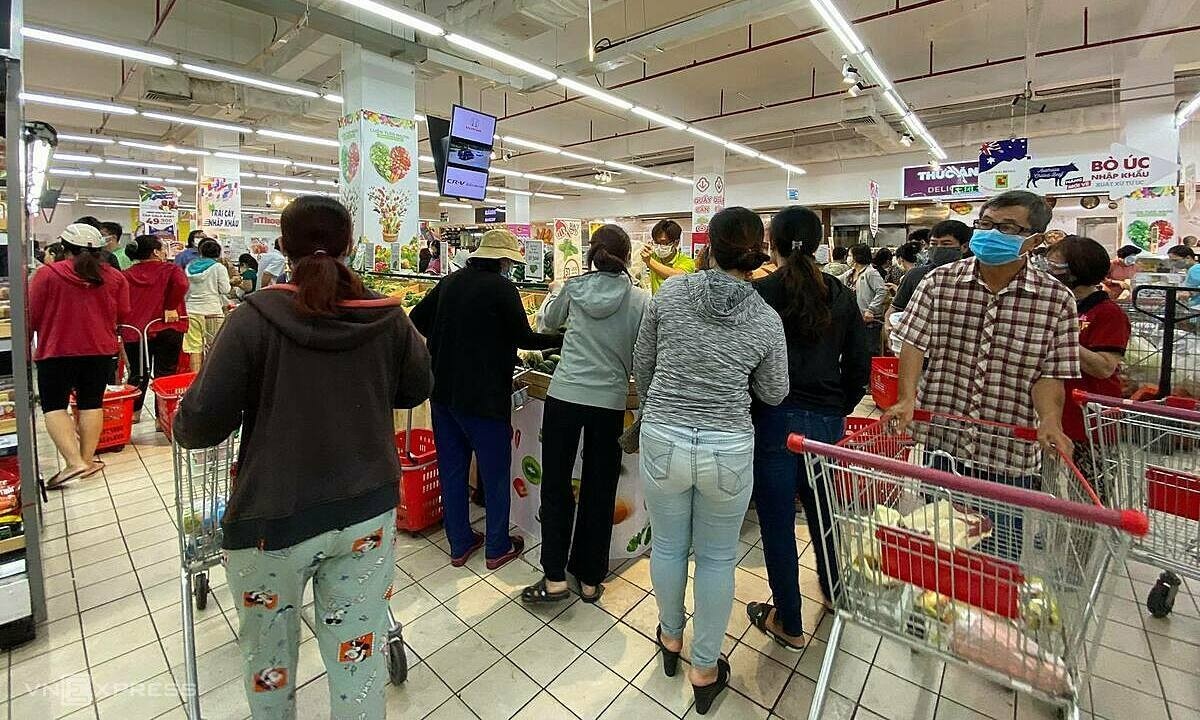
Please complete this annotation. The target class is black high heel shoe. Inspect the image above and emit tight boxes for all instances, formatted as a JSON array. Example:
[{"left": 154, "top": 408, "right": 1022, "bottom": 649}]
[
  {"left": 692, "top": 657, "right": 731, "bottom": 715},
  {"left": 655, "top": 625, "right": 680, "bottom": 677}
]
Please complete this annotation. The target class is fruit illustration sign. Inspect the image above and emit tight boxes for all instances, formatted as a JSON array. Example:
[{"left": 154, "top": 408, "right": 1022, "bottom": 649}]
[
  {"left": 1122, "top": 186, "right": 1178, "bottom": 253},
  {"left": 338, "top": 110, "right": 419, "bottom": 272},
  {"left": 197, "top": 176, "right": 241, "bottom": 236},
  {"left": 508, "top": 398, "right": 649, "bottom": 559},
  {"left": 552, "top": 218, "right": 583, "bottom": 280}
]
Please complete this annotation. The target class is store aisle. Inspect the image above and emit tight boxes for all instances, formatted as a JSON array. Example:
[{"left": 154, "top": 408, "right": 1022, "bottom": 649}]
[{"left": 4, "top": 411, "right": 1199, "bottom": 720}]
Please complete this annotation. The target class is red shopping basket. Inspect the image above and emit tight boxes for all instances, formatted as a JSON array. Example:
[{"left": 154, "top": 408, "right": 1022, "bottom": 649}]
[
  {"left": 150, "top": 372, "right": 197, "bottom": 442},
  {"left": 71, "top": 385, "right": 141, "bottom": 453},
  {"left": 395, "top": 429, "right": 442, "bottom": 533},
  {"left": 870, "top": 356, "right": 899, "bottom": 409}
]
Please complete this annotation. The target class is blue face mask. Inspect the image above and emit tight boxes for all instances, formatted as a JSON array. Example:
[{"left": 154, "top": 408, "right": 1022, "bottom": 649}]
[{"left": 969, "top": 228, "right": 1027, "bottom": 266}]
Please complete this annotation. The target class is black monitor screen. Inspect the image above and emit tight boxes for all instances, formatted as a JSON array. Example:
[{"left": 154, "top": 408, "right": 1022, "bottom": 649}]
[
  {"left": 448, "top": 138, "right": 491, "bottom": 170},
  {"left": 450, "top": 106, "right": 497, "bottom": 146}
]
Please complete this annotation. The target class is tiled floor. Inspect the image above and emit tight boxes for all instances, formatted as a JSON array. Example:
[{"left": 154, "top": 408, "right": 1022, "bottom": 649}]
[{"left": 4, "top": 405, "right": 1199, "bottom": 720}]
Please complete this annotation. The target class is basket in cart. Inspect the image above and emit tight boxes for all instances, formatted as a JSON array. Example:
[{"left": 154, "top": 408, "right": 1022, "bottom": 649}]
[
  {"left": 395, "top": 428, "right": 441, "bottom": 533},
  {"left": 791, "top": 411, "right": 1147, "bottom": 720},
  {"left": 70, "top": 385, "right": 141, "bottom": 453},
  {"left": 1076, "top": 390, "right": 1200, "bottom": 617},
  {"left": 869, "top": 356, "right": 899, "bottom": 410},
  {"left": 149, "top": 372, "right": 196, "bottom": 442}
]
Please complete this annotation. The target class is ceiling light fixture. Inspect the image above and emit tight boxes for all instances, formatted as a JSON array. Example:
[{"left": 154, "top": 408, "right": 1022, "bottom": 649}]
[
  {"left": 49, "top": 168, "right": 93, "bottom": 176},
  {"left": 290, "top": 161, "right": 339, "bottom": 173},
  {"left": 141, "top": 110, "right": 250, "bottom": 133},
  {"left": 105, "top": 158, "right": 184, "bottom": 171},
  {"left": 445, "top": 34, "right": 557, "bottom": 80},
  {"left": 533, "top": 191, "right": 564, "bottom": 199},
  {"left": 414, "top": 113, "right": 427, "bottom": 122},
  {"left": 630, "top": 106, "right": 687, "bottom": 130},
  {"left": 685, "top": 126, "right": 726, "bottom": 146},
  {"left": 882, "top": 90, "right": 908, "bottom": 117},
  {"left": 419, "top": 154, "right": 435, "bottom": 163},
  {"left": 858, "top": 51, "right": 892, "bottom": 92},
  {"left": 256, "top": 173, "right": 314, "bottom": 184},
  {"left": 181, "top": 62, "right": 320, "bottom": 98},
  {"left": 489, "top": 167, "right": 524, "bottom": 178},
  {"left": 811, "top": 0, "right": 864, "bottom": 54},
  {"left": 255, "top": 129, "right": 340, "bottom": 147},
  {"left": 670, "top": 176, "right": 693, "bottom": 185},
  {"left": 419, "top": 190, "right": 440, "bottom": 198},
  {"left": 439, "top": 201, "right": 473, "bottom": 209},
  {"left": 119, "top": 140, "right": 212, "bottom": 156},
  {"left": 54, "top": 153, "right": 103, "bottom": 164},
  {"left": 1177, "top": 90, "right": 1200, "bottom": 127},
  {"left": 335, "top": 0, "right": 445, "bottom": 36},
  {"left": 21, "top": 92, "right": 137, "bottom": 115},
  {"left": 22, "top": 27, "right": 176, "bottom": 66},
  {"left": 559, "top": 149, "right": 603, "bottom": 164},
  {"left": 323, "top": 94, "right": 344, "bottom": 105},
  {"left": 214, "top": 150, "right": 294, "bottom": 166},
  {"left": 93, "top": 171, "right": 169, "bottom": 182},
  {"left": 485, "top": 185, "right": 531, "bottom": 196},
  {"left": 418, "top": 177, "right": 438, "bottom": 186},
  {"left": 725, "top": 142, "right": 760, "bottom": 158},
  {"left": 503, "top": 136, "right": 561, "bottom": 154},
  {"left": 57, "top": 133, "right": 114, "bottom": 144},
  {"left": 555, "top": 77, "right": 633, "bottom": 110}
]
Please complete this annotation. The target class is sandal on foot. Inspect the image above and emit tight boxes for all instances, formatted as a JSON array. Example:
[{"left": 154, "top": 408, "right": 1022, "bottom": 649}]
[
  {"left": 579, "top": 584, "right": 604, "bottom": 604},
  {"left": 746, "top": 602, "right": 805, "bottom": 652},
  {"left": 79, "top": 460, "right": 105, "bottom": 479},
  {"left": 521, "top": 578, "right": 571, "bottom": 604},
  {"left": 45, "top": 466, "right": 87, "bottom": 490}
]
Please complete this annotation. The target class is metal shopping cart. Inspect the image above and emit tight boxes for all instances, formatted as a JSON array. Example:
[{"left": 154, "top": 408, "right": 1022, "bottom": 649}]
[
  {"left": 789, "top": 412, "right": 1147, "bottom": 720},
  {"left": 1075, "top": 391, "right": 1200, "bottom": 618}
]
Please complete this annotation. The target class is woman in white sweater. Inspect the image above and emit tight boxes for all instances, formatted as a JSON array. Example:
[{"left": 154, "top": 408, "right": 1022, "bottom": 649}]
[{"left": 184, "top": 239, "right": 231, "bottom": 370}]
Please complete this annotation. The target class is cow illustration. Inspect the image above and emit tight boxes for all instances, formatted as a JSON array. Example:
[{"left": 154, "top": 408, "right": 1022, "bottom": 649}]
[{"left": 1026, "top": 163, "right": 1079, "bottom": 188}]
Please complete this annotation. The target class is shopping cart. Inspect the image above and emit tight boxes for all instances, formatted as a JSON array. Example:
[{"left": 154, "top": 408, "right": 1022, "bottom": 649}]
[
  {"left": 789, "top": 412, "right": 1147, "bottom": 720},
  {"left": 1121, "top": 285, "right": 1200, "bottom": 400},
  {"left": 1075, "top": 390, "right": 1200, "bottom": 617}
]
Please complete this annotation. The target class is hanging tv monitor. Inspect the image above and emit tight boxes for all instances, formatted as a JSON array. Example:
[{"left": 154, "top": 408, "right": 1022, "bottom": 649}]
[{"left": 429, "top": 105, "right": 496, "bottom": 202}]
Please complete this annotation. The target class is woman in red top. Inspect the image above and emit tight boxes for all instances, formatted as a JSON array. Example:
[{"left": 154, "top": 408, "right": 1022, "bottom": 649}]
[
  {"left": 122, "top": 235, "right": 188, "bottom": 418},
  {"left": 29, "top": 224, "right": 130, "bottom": 488},
  {"left": 1046, "top": 236, "right": 1131, "bottom": 490}
]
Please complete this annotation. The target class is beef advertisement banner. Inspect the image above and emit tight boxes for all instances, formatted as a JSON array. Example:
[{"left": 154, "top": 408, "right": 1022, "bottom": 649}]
[{"left": 977, "top": 143, "right": 1178, "bottom": 198}]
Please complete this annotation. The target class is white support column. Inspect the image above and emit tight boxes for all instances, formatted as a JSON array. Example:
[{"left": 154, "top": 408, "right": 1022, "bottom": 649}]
[
  {"left": 1119, "top": 61, "right": 1182, "bottom": 253},
  {"left": 690, "top": 142, "right": 727, "bottom": 256},
  {"left": 194, "top": 128, "right": 241, "bottom": 253},
  {"left": 339, "top": 46, "right": 420, "bottom": 272},
  {"left": 506, "top": 177, "right": 530, "bottom": 224}
]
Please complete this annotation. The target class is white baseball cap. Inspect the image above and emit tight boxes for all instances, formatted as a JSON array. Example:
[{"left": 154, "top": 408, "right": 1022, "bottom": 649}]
[{"left": 59, "top": 223, "right": 105, "bottom": 249}]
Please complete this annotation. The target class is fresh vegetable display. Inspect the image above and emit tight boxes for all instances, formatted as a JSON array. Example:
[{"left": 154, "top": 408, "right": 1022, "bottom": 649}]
[{"left": 370, "top": 142, "right": 412, "bottom": 184}]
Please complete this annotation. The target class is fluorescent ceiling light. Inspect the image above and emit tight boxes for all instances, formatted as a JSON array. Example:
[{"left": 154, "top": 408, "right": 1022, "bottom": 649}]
[
  {"left": 142, "top": 111, "right": 249, "bottom": 133},
  {"left": 419, "top": 154, "right": 435, "bottom": 163},
  {"left": 186, "top": 166, "right": 198, "bottom": 172},
  {"left": 414, "top": 113, "right": 427, "bottom": 122},
  {"left": 242, "top": 184, "right": 283, "bottom": 192},
  {"left": 22, "top": 27, "right": 176, "bottom": 66},
  {"left": 671, "top": 176, "right": 694, "bottom": 185},
  {"left": 106, "top": 158, "right": 184, "bottom": 171},
  {"left": 94, "top": 171, "right": 167, "bottom": 182},
  {"left": 811, "top": 0, "right": 864, "bottom": 54},
  {"left": 315, "top": 179, "right": 338, "bottom": 187},
  {"left": 57, "top": 134, "right": 114, "bottom": 144},
  {"left": 593, "top": 185, "right": 626, "bottom": 194},
  {"left": 504, "top": 136, "right": 561, "bottom": 154},
  {"left": 119, "top": 140, "right": 212, "bottom": 156},
  {"left": 559, "top": 150, "right": 602, "bottom": 164},
  {"left": 256, "top": 129, "right": 339, "bottom": 147},
  {"left": 1178, "top": 91, "right": 1200, "bottom": 126},
  {"left": 930, "top": 145, "right": 949, "bottom": 161},
  {"left": 181, "top": 62, "right": 320, "bottom": 98},
  {"left": 21, "top": 92, "right": 137, "bottom": 115},
  {"left": 49, "top": 168, "right": 93, "bottom": 176},
  {"left": 559, "top": 178, "right": 596, "bottom": 189},
  {"left": 859, "top": 51, "right": 892, "bottom": 92},
  {"left": 419, "top": 190, "right": 440, "bottom": 198},
  {"left": 486, "top": 185, "right": 531, "bottom": 196},
  {"left": 522, "top": 172, "right": 561, "bottom": 184},
  {"left": 725, "top": 142, "right": 760, "bottom": 158},
  {"left": 257, "top": 173, "right": 313, "bottom": 184},
  {"left": 483, "top": 197, "right": 506, "bottom": 205},
  {"left": 324, "top": 94, "right": 344, "bottom": 105},
  {"left": 882, "top": 90, "right": 908, "bottom": 117},
  {"left": 336, "top": 0, "right": 445, "bottom": 36},
  {"left": 439, "top": 201, "right": 473, "bottom": 209},
  {"left": 605, "top": 160, "right": 673, "bottom": 181},
  {"left": 490, "top": 167, "right": 524, "bottom": 178},
  {"left": 54, "top": 153, "right": 103, "bottom": 164},
  {"left": 555, "top": 77, "right": 633, "bottom": 110},
  {"left": 533, "top": 192, "right": 564, "bottom": 199},
  {"left": 215, "top": 150, "right": 294, "bottom": 166},
  {"left": 445, "top": 34, "right": 557, "bottom": 81},
  {"left": 685, "top": 126, "right": 726, "bottom": 146},
  {"left": 418, "top": 177, "right": 438, "bottom": 186},
  {"left": 783, "top": 164, "right": 806, "bottom": 175},
  {"left": 631, "top": 106, "right": 686, "bottom": 130},
  {"left": 290, "top": 161, "right": 339, "bottom": 173}
]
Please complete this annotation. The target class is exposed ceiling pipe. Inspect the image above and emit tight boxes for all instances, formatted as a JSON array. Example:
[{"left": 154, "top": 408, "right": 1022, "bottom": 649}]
[{"left": 101, "top": 0, "right": 180, "bottom": 132}]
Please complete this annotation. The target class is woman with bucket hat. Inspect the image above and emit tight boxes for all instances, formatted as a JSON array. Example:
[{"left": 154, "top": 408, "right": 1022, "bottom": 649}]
[{"left": 411, "top": 229, "right": 561, "bottom": 570}]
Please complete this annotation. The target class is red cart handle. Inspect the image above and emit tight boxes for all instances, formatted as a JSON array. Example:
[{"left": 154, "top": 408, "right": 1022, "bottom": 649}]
[
  {"left": 786, "top": 434, "right": 1149, "bottom": 537},
  {"left": 1072, "top": 390, "right": 1200, "bottom": 423}
]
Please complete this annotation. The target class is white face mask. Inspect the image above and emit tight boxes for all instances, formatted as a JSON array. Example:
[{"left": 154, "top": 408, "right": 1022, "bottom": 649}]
[
  {"left": 652, "top": 244, "right": 677, "bottom": 260},
  {"left": 1122, "top": 256, "right": 1137, "bottom": 266}
]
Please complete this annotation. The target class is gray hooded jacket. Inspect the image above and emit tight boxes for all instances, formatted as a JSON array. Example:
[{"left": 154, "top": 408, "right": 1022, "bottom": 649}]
[
  {"left": 537, "top": 271, "right": 651, "bottom": 410},
  {"left": 634, "top": 270, "right": 789, "bottom": 433}
]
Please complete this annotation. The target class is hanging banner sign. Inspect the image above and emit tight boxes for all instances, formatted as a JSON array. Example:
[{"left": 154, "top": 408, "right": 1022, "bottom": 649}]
[
  {"left": 692, "top": 173, "right": 725, "bottom": 247},
  {"left": 552, "top": 218, "right": 583, "bottom": 280},
  {"left": 138, "top": 184, "right": 179, "bottom": 245},
  {"left": 786, "top": 187, "right": 800, "bottom": 202},
  {"left": 197, "top": 176, "right": 241, "bottom": 236},
  {"left": 1123, "top": 186, "right": 1179, "bottom": 253},
  {"left": 978, "top": 143, "right": 1179, "bottom": 197},
  {"left": 868, "top": 180, "right": 880, "bottom": 238},
  {"left": 1185, "top": 163, "right": 1197, "bottom": 212},
  {"left": 978, "top": 137, "right": 1030, "bottom": 171},
  {"left": 250, "top": 214, "right": 281, "bottom": 227},
  {"left": 901, "top": 162, "right": 980, "bottom": 199}
]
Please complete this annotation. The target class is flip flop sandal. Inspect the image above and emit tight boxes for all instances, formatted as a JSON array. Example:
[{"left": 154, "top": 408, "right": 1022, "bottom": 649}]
[
  {"left": 746, "top": 602, "right": 805, "bottom": 652},
  {"left": 579, "top": 584, "right": 605, "bottom": 604},
  {"left": 45, "top": 466, "right": 87, "bottom": 490},
  {"left": 521, "top": 577, "right": 571, "bottom": 604},
  {"left": 79, "top": 460, "right": 105, "bottom": 479}
]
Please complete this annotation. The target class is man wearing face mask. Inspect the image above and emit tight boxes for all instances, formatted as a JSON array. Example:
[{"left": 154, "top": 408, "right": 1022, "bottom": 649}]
[
  {"left": 884, "top": 220, "right": 973, "bottom": 353},
  {"left": 641, "top": 219, "right": 696, "bottom": 294},
  {"left": 889, "top": 190, "right": 1080, "bottom": 476}
]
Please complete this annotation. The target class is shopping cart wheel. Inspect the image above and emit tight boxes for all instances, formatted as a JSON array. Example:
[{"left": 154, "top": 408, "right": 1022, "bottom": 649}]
[
  {"left": 386, "top": 629, "right": 408, "bottom": 684},
  {"left": 1146, "top": 571, "right": 1181, "bottom": 619},
  {"left": 195, "top": 572, "right": 210, "bottom": 611}
]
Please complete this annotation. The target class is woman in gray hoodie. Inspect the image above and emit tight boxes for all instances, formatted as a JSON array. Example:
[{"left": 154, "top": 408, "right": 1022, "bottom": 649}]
[
  {"left": 522, "top": 225, "right": 650, "bottom": 605},
  {"left": 635, "top": 207, "right": 789, "bottom": 714}
]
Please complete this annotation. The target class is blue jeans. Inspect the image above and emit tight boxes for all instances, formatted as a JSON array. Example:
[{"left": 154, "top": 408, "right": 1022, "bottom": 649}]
[
  {"left": 640, "top": 422, "right": 754, "bottom": 670},
  {"left": 751, "top": 404, "right": 844, "bottom": 637},
  {"left": 431, "top": 402, "right": 515, "bottom": 559}
]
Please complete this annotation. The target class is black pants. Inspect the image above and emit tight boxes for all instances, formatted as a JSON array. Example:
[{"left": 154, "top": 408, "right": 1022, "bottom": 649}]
[
  {"left": 538, "top": 396, "right": 625, "bottom": 587},
  {"left": 124, "top": 330, "right": 184, "bottom": 412}
]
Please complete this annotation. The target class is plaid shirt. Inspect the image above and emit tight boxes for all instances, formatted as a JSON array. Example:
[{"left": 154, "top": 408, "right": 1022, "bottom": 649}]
[{"left": 893, "top": 258, "right": 1081, "bottom": 475}]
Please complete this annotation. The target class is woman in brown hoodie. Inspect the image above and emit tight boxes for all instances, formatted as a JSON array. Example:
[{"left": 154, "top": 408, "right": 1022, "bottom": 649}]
[{"left": 121, "top": 235, "right": 188, "bottom": 418}]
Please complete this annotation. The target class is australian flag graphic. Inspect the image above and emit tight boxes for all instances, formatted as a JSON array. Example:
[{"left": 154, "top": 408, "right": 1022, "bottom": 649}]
[{"left": 979, "top": 138, "right": 1029, "bottom": 170}]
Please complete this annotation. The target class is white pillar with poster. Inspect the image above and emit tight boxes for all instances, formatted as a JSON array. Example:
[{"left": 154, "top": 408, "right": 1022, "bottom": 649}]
[
  {"left": 339, "top": 46, "right": 419, "bottom": 273},
  {"left": 691, "top": 141, "right": 726, "bottom": 257},
  {"left": 193, "top": 129, "right": 241, "bottom": 256}
]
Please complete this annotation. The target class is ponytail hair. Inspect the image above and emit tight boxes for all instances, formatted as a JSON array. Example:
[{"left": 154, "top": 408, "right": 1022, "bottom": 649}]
[
  {"left": 709, "top": 207, "right": 768, "bottom": 273},
  {"left": 586, "top": 224, "right": 631, "bottom": 274},
  {"left": 61, "top": 240, "right": 104, "bottom": 286},
  {"left": 280, "top": 195, "right": 366, "bottom": 316},
  {"left": 769, "top": 206, "right": 831, "bottom": 342}
]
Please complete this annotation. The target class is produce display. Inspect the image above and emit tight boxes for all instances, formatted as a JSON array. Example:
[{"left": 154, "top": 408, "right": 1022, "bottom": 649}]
[
  {"left": 361, "top": 273, "right": 547, "bottom": 321},
  {"left": 518, "top": 349, "right": 560, "bottom": 375}
]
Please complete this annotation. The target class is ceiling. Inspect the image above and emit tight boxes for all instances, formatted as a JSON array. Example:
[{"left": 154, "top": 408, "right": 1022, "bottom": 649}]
[{"left": 19, "top": 0, "right": 1200, "bottom": 207}]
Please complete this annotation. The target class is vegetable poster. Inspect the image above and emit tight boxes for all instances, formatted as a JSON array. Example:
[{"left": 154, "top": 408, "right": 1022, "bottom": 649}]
[
  {"left": 1122, "top": 186, "right": 1178, "bottom": 253},
  {"left": 197, "top": 176, "right": 241, "bottom": 237},
  {"left": 509, "top": 399, "right": 650, "bottom": 559},
  {"left": 338, "top": 110, "right": 418, "bottom": 272},
  {"left": 552, "top": 218, "right": 583, "bottom": 280}
]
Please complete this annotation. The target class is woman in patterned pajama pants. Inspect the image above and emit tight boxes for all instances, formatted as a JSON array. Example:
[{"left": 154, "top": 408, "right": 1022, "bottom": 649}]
[{"left": 224, "top": 511, "right": 396, "bottom": 719}]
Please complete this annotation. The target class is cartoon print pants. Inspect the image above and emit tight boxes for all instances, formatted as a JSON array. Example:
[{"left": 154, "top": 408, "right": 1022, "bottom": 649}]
[{"left": 224, "top": 509, "right": 396, "bottom": 720}]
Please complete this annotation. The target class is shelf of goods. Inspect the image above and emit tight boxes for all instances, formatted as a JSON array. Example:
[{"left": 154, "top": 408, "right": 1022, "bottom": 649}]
[
  {"left": 512, "top": 354, "right": 650, "bottom": 559},
  {"left": 362, "top": 271, "right": 549, "bottom": 325}
]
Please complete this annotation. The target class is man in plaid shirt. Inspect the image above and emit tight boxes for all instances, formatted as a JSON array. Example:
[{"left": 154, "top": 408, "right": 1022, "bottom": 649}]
[{"left": 889, "top": 191, "right": 1081, "bottom": 478}]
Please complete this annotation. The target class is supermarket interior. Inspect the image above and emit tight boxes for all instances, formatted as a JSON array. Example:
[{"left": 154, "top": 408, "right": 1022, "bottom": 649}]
[{"left": 2, "top": 0, "right": 1200, "bottom": 719}]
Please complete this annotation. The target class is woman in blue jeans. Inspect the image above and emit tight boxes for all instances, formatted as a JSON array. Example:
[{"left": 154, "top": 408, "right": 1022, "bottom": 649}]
[
  {"left": 634, "top": 207, "right": 789, "bottom": 714},
  {"left": 748, "top": 206, "right": 870, "bottom": 650}
]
